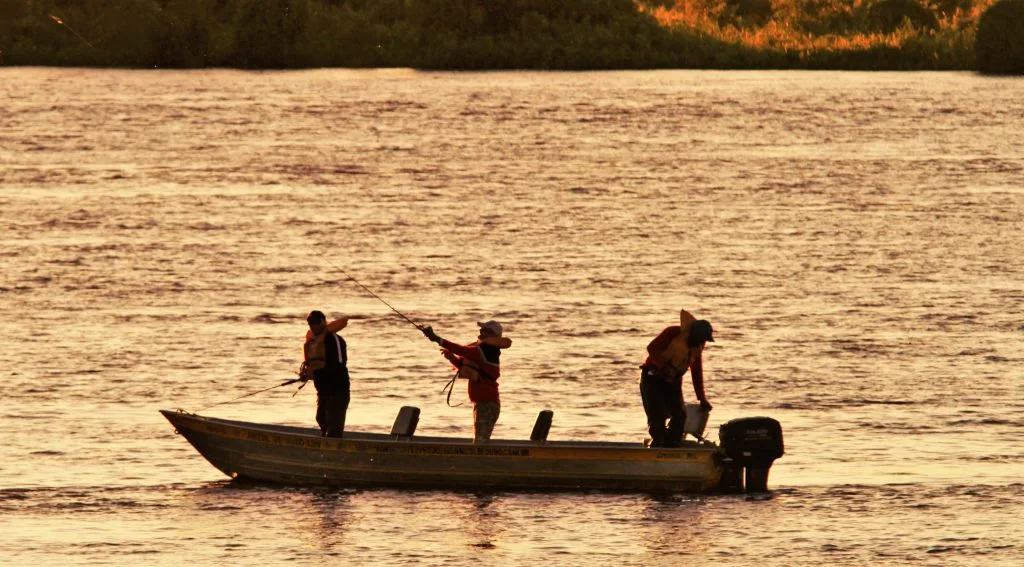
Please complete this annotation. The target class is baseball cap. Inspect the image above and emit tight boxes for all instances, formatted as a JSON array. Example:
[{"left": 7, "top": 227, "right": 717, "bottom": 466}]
[
  {"left": 477, "top": 320, "right": 503, "bottom": 337},
  {"left": 690, "top": 320, "right": 714, "bottom": 343}
]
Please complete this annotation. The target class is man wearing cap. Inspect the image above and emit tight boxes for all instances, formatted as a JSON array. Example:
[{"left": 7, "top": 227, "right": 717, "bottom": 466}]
[
  {"left": 639, "top": 309, "right": 714, "bottom": 448},
  {"left": 300, "top": 310, "right": 350, "bottom": 438},
  {"left": 422, "top": 320, "right": 512, "bottom": 443}
]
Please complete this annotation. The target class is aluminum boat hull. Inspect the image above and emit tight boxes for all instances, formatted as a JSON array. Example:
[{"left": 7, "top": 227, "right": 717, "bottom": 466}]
[{"left": 161, "top": 409, "right": 724, "bottom": 492}]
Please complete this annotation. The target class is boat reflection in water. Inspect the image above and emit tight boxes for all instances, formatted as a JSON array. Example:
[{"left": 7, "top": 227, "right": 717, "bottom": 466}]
[{"left": 160, "top": 406, "right": 783, "bottom": 493}]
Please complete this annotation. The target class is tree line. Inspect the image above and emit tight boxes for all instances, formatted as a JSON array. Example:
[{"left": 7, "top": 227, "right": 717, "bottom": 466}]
[{"left": 0, "top": 0, "right": 1020, "bottom": 72}]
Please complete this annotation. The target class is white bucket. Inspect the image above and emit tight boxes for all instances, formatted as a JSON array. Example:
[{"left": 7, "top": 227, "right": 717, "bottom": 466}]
[{"left": 683, "top": 403, "right": 709, "bottom": 438}]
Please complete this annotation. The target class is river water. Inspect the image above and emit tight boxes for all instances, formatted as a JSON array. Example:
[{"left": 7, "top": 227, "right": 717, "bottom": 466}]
[{"left": 1, "top": 68, "right": 1022, "bottom": 565}]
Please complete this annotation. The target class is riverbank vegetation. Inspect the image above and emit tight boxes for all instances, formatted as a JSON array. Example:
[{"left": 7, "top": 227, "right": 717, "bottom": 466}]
[{"left": 0, "top": 0, "right": 1020, "bottom": 72}]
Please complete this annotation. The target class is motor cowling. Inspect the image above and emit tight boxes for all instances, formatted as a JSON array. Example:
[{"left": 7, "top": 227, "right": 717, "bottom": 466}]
[
  {"left": 718, "top": 417, "right": 784, "bottom": 492},
  {"left": 720, "top": 417, "right": 784, "bottom": 465}
]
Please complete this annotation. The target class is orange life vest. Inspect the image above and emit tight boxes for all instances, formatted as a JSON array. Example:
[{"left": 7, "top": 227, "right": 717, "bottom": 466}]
[
  {"left": 303, "top": 335, "right": 327, "bottom": 373},
  {"left": 660, "top": 309, "right": 702, "bottom": 381},
  {"left": 453, "top": 336, "right": 512, "bottom": 381}
]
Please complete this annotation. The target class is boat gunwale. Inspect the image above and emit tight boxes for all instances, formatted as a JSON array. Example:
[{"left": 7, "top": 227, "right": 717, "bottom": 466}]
[{"left": 159, "top": 409, "right": 719, "bottom": 453}]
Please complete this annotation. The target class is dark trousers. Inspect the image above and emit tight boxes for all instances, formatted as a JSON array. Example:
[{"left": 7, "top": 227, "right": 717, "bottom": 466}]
[
  {"left": 316, "top": 390, "right": 350, "bottom": 438},
  {"left": 639, "top": 368, "right": 685, "bottom": 447}
]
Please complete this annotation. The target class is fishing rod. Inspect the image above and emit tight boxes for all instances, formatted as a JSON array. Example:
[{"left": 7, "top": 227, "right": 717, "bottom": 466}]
[
  {"left": 193, "top": 378, "right": 304, "bottom": 412},
  {"left": 306, "top": 122, "right": 426, "bottom": 332},
  {"left": 310, "top": 246, "right": 424, "bottom": 331},
  {"left": 308, "top": 249, "right": 473, "bottom": 408},
  {"left": 339, "top": 268, "right": 422, "bottom": 330},
  {"left": 310, "top": 249, "right": 470, "bottom": 408}
]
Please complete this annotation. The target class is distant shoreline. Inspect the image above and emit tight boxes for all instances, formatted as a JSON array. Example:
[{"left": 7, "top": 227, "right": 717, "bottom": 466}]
[{"left": 0, "top": 0, "right": 1009, "bottom": 72}]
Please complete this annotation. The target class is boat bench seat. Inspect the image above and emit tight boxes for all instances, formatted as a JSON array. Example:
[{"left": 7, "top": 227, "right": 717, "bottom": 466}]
[
  {"left": 530, "top": 410, "right": 553, "bottom": 442},
  {"left": 391, "top": 406, "right": 420, "bottom": 438}
]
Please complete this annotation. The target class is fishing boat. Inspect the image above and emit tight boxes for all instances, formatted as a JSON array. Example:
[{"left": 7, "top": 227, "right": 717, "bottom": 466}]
[{"left": 161, "top": 406, "right": 784, "bottom": 493}]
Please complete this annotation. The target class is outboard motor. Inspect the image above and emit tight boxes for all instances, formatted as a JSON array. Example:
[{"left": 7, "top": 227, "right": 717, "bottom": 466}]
[{"left": 718, "top": 417, "right": 784, "bottom": 492}]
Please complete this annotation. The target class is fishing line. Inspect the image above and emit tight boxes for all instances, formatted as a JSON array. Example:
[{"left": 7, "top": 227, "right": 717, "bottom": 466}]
[
  {"left": 308, "top": 247, "right": 471, "bottom": 408},
  {"left": 193, "top": 378, "right": 304, "bottom": 412},
  {"left": 304, "top": 124, "right": 425, "bottom": 330},
  {"left": 309, "top": 236, "right": 425, "bottom": 327},
  {"left": 304, "top": 128, "right": 465, "bottom": 405},
  {"left": 49, "top": 15, "right": 95, "bottom": 49},
  {"left": 338, "top": 268, "right": 423, "bottom": 330},
  {"left": 440, "top": 370, "right": 463, "bottom": 407}
]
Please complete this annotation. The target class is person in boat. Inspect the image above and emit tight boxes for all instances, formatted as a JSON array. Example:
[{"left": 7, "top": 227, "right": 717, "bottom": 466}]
[
  {"left": 421, "top": 320, "right": 512, "bottom": 443},
  {"left": 300, "top": 310, "right": 350, "bottom": 438},
  {"left": 639, "top": 309, "right": 714, "bottom": 448}
]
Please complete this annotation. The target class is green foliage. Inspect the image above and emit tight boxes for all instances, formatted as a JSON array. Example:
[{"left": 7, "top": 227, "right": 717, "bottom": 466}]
[
  {"left": 932, "top": 0, "right": 975, "bottom": 15},
  {"left": 867, "top": 0, "right": 939, "bottom": 33},
  {"left": 975, "top": 0, "right": 1024, "bottom": 73},
  {"left": 153, "top": 0, "right": 219, "bottom": 68},
  {"left": 405, "top": 0, "right": 481, "bottom": 38},
  {"left": 775, "top": 0, "right": 864, "bottom": 35},
  {"left": 226, "top": 0, "right": 310, "bottom": 68},
  {"left": 0, "top": 0, "right": 998, "bottom": 70},
  {"left": 721, "top": 0, "right": 775, "bottom": 28},
  {"left": 0, "top": 0, "right": 30, "bottom": 20}
]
